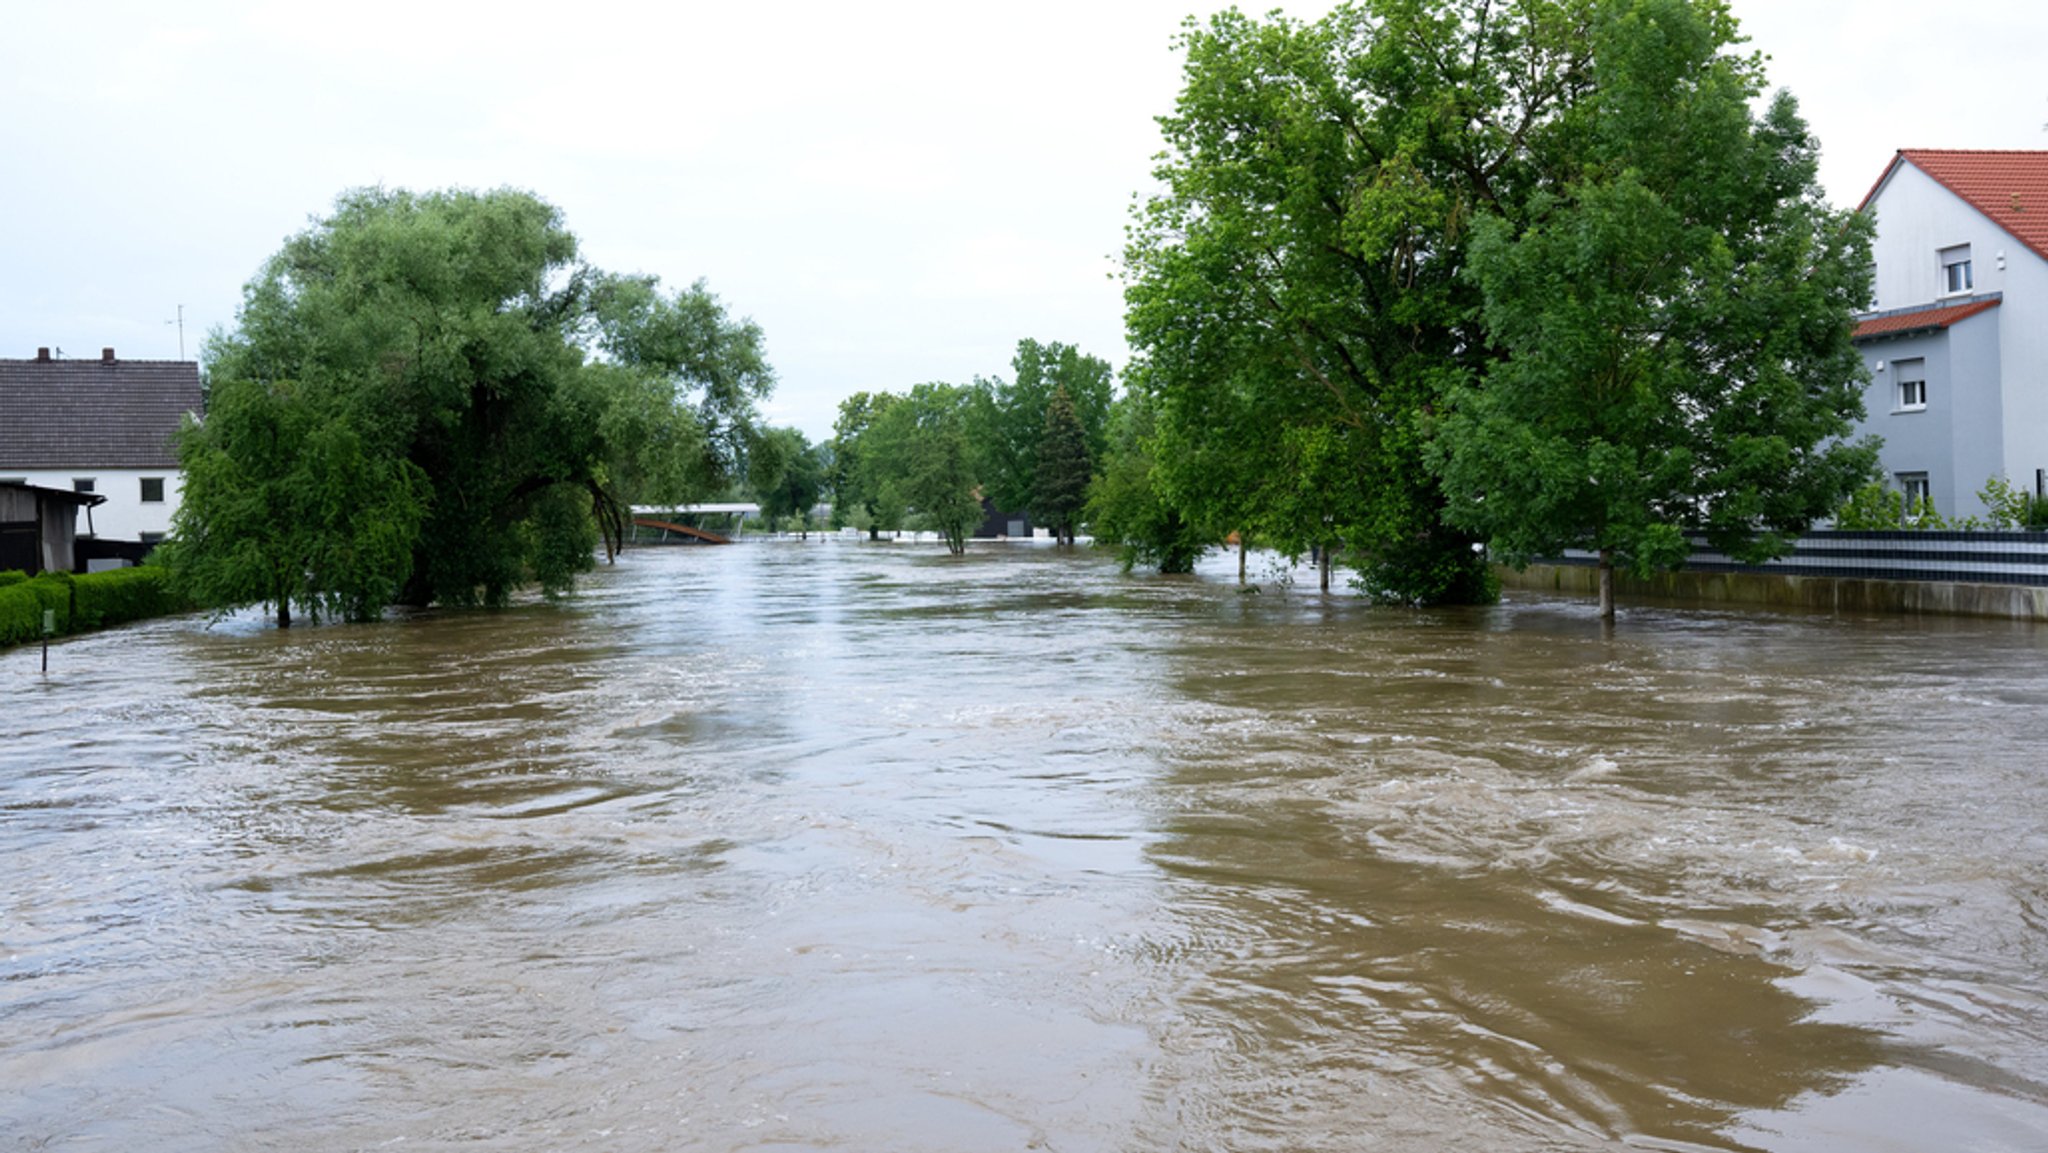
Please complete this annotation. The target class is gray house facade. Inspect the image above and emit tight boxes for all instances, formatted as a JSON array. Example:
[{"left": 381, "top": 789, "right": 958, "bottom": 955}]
[{"left": 1851, "top": 150, "right": 2048, "bottom": 519}]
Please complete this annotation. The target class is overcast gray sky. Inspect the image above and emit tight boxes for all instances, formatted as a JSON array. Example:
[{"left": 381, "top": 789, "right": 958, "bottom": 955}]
[{"left": 6, "top": 1, "right": 2045, "bottom": 440}]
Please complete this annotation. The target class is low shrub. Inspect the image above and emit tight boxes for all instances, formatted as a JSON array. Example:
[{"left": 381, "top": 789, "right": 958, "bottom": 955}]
[
  {"left": 72, "top": 566, "right": 188, "bottom": 631},
  {"left": 0, "top": 573, "right": 72, "bottom": 647},
  {"left": 1, "top": 566, "right": 190, "bottom": 648}
]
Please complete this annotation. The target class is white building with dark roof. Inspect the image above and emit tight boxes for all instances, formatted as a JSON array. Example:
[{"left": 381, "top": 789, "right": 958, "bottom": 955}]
[{"left": 0, "top": 347, "right": 202, "bottom": 548}]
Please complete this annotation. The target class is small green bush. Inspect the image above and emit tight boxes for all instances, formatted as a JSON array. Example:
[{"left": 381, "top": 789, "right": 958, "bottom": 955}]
[
  {"left": 0, "top": 570, "right": 27, "bottom": 588},
  {"left": 1834, "top": 481, "right": 1905, "bottom": 530},
  {"left": 1837, "top": 475, "right": 2048, "bottom": 532}
]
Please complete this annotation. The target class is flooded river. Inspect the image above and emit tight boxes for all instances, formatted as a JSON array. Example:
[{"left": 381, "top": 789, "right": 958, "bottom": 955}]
[{"left": 7, "top": 543, "right": 2048, "bottom": 1151}]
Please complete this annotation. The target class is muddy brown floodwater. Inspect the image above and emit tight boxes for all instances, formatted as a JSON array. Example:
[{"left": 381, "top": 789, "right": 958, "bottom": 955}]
[{"left": 6, "top": 543, "right": 2048, "bottom": 1151}]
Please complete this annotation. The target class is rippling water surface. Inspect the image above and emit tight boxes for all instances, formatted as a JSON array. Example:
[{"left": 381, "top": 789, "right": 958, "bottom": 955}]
[{"left": 6, "top": 543, "right": 2048, "bottom": 1151}]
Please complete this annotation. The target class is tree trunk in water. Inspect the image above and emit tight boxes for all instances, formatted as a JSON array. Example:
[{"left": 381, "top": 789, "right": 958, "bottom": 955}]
[
  {"left": 1238, "top": 535, "right": 1247, "bottom": 585},
  {"left": 276, "top": 597, "right": 291, "bottom": 629},
  {"left": 1319, "top": 546, "right": 1332, "bottom": 593},
  {"left": 1598, "top": 550, "right": 1615, "bottom": 622}
]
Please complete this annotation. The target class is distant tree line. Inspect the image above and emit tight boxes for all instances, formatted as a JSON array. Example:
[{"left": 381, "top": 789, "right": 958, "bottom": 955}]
[{"left": 826, "top": 339, "right": 1110, "bottom": 554}]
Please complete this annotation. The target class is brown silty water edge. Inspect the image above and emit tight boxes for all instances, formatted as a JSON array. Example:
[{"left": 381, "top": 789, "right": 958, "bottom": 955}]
[{"left": 5, "top": 542, "right": 2048, "bottom": 1151}]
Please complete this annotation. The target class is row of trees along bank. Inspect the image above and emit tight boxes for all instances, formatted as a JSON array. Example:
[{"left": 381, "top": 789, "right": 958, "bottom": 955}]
[
  {"left": 164, "top": 0, "right": 1881, "bottom": 630},
  {"left": 828, "top": 339, "right": 1110, "bottom": 554},
  {"left": 1105, "top": 0, "right": 1879, "bottom": 621}
]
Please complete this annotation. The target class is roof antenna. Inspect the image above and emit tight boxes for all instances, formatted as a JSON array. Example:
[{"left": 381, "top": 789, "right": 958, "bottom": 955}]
[{"left": 165, "top": 304, "right": 185, "bottom": 361}]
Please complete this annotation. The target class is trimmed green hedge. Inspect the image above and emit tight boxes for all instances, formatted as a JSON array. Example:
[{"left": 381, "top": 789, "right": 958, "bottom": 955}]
[
  {"left": 0, "top": 570, "right": 28, "bottom": 589},
  {"left": 0, "top": 566, "right": 191, "bottom": 648}
]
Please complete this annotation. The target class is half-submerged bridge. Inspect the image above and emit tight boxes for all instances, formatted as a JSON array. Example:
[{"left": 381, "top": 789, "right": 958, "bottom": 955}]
[{"left": 629, "top": 503, "right": 760, "bottom": 546}]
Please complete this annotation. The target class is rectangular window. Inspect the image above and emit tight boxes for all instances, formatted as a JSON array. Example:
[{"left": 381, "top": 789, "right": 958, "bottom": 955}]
[
  {"left": 1895, "top": 360, "right": 1927, "bottom": 411},
  {"left": 72, "top": 477, "right": 95, "bottom": 494},
  {"left": 140, "top": 477, "right": 166, "bottom": 503},
  {"left": 1941, "top": 245, "right": 1973, "bottom": 295},
  {"left": 1899, "top": 472, "right": 1932, "bottom": 518}
]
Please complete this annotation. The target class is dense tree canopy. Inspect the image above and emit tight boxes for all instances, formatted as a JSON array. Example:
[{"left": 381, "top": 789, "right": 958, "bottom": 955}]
[
  {"left": 1119, "top": 0, "right": 1873, "bottom": 614},
  {"left": 970, "top": 339, "right": 1113, "bottom": 517},
  {"left": 1122, "top": 0, "right": 1586, "bottom": 604},
  {"left": 856, "top": 383, "right": 984, "bottom": 555},
  {"left": 1434, "top": 0, "right": 1877, "bottom": 618},
  {"left": 1085, "top": 385, "right": 1207, "bottom": 573},
  {"left": 168, "top": 186, "right": 772, "bottom": 625},
  {"left": 748, "top": 426, "right": 828, "bottom": 536}
]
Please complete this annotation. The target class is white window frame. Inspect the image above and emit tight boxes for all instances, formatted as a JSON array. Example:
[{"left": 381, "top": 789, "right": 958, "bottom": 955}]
[
  {"left": 1894, "top": 360, "right": 1927, "bottom": 412},
  {"left": 139, "top": 477, "right": 166, "bottom": 503},
  {"left": 72, "top": 477, "right": 96, "bottom": 495},
  {"left": 1899, "top": 472, "right": 1932, "bottom": 519},
  {"left": 1941, "top": 245, "right": 1973, "bottom": 296}
]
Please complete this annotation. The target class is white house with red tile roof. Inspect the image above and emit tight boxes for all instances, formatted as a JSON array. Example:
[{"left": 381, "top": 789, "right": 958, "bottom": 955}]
[
  {"left": 1851, "top": 150, "right": 2048, "bottom": 518},
  {"left": 0, "top": 347, "right": 202, "bottom": 555}
]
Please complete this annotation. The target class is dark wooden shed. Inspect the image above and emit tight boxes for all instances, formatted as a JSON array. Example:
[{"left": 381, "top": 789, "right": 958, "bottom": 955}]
[{"left": 0, "top": 480, "right": 106, "bottom": 575}]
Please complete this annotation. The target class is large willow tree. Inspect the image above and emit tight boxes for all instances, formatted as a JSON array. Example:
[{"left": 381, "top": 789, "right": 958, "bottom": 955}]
[{"left": 168, "top": 187, "right": 772, "bottom": 625}]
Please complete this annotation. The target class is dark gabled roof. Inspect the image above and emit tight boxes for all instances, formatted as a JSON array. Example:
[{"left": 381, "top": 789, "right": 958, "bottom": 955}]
[
  {"left": 1852, "top": 297, "right": 2002, "bottom": 341},
  {"left": 0, "top": 355, "right": 202, "bottom": 469},
  {"left": 1861, "top": 150, "right": 2048, "bottom": 264}
]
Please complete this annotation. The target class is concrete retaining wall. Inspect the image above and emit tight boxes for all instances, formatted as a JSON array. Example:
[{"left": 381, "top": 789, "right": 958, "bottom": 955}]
[{"left": 1500, "top": 563, "right": 2048, "bottom": 621}]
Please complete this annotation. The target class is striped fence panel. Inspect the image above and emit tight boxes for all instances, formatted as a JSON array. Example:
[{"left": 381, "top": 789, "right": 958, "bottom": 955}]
[{"left": 1555, "top": 531, "right": 2048, "bottom": 587}]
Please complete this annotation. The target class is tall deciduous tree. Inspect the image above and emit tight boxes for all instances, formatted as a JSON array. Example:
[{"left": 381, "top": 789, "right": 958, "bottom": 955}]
[
  {"left": 173, "top": 186, "right": 772, "bottom": 623},
  {"left": 1125, "top": 1, "right": 1589, "bottom": 604},
  {"left": 830, "top": 391, "right": 901, "bottom": 537},
  {"left": 858, "top": 384, "right": 983, "bottom": 555},
  {"left": 1435, "top": 0, "right": 1877, "bottom": 620}
]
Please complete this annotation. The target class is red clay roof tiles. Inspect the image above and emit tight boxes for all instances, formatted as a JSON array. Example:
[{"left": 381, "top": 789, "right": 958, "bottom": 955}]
[
  {"left": 1852, "top": 297, "right": 2001, "bottom": 341},
  {"left": 1864, "top": 150, "right": 2048, "bottom": 264}
]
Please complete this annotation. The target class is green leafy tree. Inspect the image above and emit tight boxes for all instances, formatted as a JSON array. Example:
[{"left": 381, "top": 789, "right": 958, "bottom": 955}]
[
  {"left": 1031, "top": 386, "right": 1092, "bottom": 545},
  {"left": 971, "top": 339, "right": 1113, "bottom": 516},
  {"left": 1125, "top": 1, "right": 1588, "bottom": 604},
  {"left": 830, "top": 391, "right": 901, "bottom": 537},
  {"left": 860, "top": 383, "right": 983, "bottom": 555},
  {"left": 748, "top": 426, "right": 827, "bottom": 537},
  {"left": 1086, "top": 387, "right": 1208, "bottom": 573},
  {"left": 177, "top": 186, "right": 771, "bottom": 622},
  {"left": 162, "top": 378, "right": 427, "bottom": 627},
  {"left": 1435, "top": 0, "right": 1877, "bottom": 620}
]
